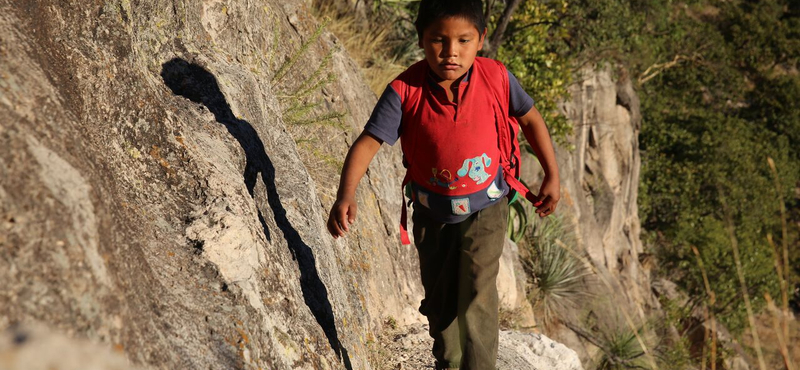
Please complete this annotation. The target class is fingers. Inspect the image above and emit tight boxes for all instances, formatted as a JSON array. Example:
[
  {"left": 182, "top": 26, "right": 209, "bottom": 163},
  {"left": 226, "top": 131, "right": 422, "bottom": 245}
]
[
  {"left": 535, "top": 196, "right": 559, "bottom": 218},
  {"left": 533, "top": 195, "right": 543, "bottom": 208},
  {"left": 327, "top": 202, "right": 357, "bottom": 239},
  {"left": 327, "top": 210, "right": 343, "bottom": 238},
  {"left": 337, "top": 206, "right": 350, "bottom": 233},
  {"left": 348, "top": 204, "right": 357, "bottom": 225}
]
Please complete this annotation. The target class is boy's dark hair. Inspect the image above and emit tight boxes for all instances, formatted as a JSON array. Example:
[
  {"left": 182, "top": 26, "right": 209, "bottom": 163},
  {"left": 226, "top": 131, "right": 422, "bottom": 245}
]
[{"left": 414, "top": 0, "right": 486, "bottom": 40}]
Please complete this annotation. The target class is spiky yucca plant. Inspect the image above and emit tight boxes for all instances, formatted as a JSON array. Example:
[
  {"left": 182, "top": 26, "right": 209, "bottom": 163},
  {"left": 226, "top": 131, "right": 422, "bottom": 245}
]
[
  {"left": 525, "top": 215, "right": 590, "bottom": 325},
  {"left": 595, "top": 326, "right": 649, "bottom": 370}
]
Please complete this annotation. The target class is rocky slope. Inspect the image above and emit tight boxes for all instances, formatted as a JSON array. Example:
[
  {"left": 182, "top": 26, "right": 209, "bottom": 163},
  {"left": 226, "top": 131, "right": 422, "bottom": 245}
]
[
  {"left": 0, "top": 0, "right": 594, "bottom": 369},
  {"left": 1, "top": 0, "right": 415, "bottom": 368},
  {"left": 520, "top": 67, "right": 657, "bottom": 363},
  {"left": 369, "top": 323, "right": 583, "bottom": 370}
]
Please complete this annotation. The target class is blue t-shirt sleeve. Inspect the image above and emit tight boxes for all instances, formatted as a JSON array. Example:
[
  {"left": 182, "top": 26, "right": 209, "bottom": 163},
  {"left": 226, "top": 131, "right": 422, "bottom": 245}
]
[
  {"left": 364, "top": 85, "right": 403, "bottom": 146},
  {"left": 508, "top": 71, "right": 535, "bottom": 117}
]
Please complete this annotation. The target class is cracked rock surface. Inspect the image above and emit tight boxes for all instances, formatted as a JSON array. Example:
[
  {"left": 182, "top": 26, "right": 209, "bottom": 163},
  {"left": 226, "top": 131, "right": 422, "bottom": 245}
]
[
  {"left": 1, "top": 0, "right": 417, "bottom": 368},
  {"left": 368, "top": 323, "right": 583, "bottom": 370},
  {"left": 1, "top": 1, "right": 634, "bottom": 369}
]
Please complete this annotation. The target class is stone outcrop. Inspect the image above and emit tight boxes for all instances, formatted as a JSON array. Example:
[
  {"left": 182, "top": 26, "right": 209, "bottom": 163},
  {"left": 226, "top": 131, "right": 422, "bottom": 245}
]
[
  {"left": 498, "top": 330, "right": 584, "bottom": 370},
  {"left": 368, "top": 323, "right": 584, "bottom": 370},
  {"left": 0, "top": 0, "right": 416, "bottom": 368},
  {"left": 520, "top": 68, "right": 657, "bottom": 363},
  {"left": 523, "top": 68, "right": 649, "bottom": 292},
  {"left": 0, "top": 323, "right": 143, "bottom": 370},
  {"left": 0, "top": 0, "right": 587, "bottom": 368}
]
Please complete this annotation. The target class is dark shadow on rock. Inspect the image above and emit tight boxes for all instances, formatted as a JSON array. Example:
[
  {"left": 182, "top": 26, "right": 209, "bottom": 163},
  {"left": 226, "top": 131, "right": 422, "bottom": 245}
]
[{"left": 160, "top": 58, "right": 352, "bottom": 370}]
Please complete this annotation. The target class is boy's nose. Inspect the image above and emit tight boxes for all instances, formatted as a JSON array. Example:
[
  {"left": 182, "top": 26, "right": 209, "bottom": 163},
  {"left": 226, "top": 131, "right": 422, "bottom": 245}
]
[{"left": 441, "top": 41, "right": 459, "bottom": 57}]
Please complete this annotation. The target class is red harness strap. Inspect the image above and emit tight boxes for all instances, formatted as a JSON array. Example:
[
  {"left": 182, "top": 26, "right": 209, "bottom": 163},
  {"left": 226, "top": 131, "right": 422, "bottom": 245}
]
[
  {"left": 399, "top": 173, "right": 412, "bottom": 245},
  {"left": 494, "top": 110, "right": 538, "bottom": 205},
  {"left": 395, "top": 58, "right": 540, "bottom": 245},
  {"left": 503, "top": 168, "right": 539, "bottom": 204}
]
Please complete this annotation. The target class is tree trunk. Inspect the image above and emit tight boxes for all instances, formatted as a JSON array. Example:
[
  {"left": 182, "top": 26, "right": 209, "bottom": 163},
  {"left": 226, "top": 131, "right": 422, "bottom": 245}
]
[{"left": 483, "top": 0, "right": 522, "bottom": 59}]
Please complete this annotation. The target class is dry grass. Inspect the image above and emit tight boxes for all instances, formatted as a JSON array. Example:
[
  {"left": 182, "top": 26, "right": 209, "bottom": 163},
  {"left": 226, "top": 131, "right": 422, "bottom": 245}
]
[
  {"left": 553, "top": 239, "right": 660, "bottom": 370},
  {"left": 692, "top": 245, "right": 718, "bottom": 370},
  {"left": 720, "top": 192, "right": 768, "bottom": 370},
  {"left": 765, "top": 293, "right": 796, "bottom": 370},
  {"left": 312, "top": 2, "right": 412, "bottom": 96},
  {"left": 767, "top": 156, "right": 792, "bottom": 344},
  {"left": 739, "top": 309, "right": 799, "bottom": 370}
]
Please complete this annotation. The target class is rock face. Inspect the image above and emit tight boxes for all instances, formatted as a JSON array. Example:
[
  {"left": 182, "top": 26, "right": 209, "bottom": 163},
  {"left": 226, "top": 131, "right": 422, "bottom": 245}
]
[
  {"left": 0, "top": 0, "right": 418, "bottom": 368},
  {"left": 368, "top": 323, "right": 584, "bottom": 370},
  {"left": 0, "top": 323, "right": 144, "bottom": 370},
  {"left": 520, "top": 68, "right": 656, "bottom": 363},
  {"left": 559, "top": 69, "right": 643, "bottom": 274},
  {"left": 0, "top": 1, "right": 643, "bottom": 369},
  {"left": 560, "top": 68, "right": 655, "bottom": 315},
  {"left": 498, "top": 331, "right": 584, "bottom": 370},
  {"left": 572, "top": 68, "right": 658, "bottom": 317},
  {"left": 523, "top": 68, "right": 653, "bottom": 300}
]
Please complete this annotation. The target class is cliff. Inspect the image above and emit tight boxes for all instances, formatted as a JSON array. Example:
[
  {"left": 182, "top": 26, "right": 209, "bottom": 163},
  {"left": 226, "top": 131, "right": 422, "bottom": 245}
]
[
  {"left": 1, "top": 0, "right": 414, "bottom": 368},
  {"left": 521, "top": 67, "right": 658, "bottom": 363},
  {"left": 1, "top": 0, "right": 589, "bottom": 369}
]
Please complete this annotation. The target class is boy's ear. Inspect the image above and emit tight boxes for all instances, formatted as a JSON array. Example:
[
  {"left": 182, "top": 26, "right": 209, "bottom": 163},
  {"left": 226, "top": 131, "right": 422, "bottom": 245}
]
[{"left": 477, "top": 27, "right": 487, "bottom": 50}]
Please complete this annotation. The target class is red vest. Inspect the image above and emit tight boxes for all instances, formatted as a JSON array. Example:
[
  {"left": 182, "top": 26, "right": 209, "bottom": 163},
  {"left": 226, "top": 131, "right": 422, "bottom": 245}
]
[{"left": 391, "top": 57, "right": 536, "bottom": 244}]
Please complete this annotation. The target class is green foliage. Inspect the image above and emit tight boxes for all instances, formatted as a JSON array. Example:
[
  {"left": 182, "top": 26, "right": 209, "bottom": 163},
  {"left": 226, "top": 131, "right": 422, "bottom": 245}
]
[
  {"left": 273, "top": 18, "right": 330, "bottom": 83},
  {"left": 654, "top": 298, "right": 695, "bottom": 370},
  {"left": 496, "top": 0, "right": 573, "bottom": 144},
  {"left": 556, "top": 0, "right": 799, "bottom": 335},
  {"left": 634, "top": 0, "right": 797, "bottom": 333},
  {"left": 521, "top": 215, "right": 589, "bottom": 325},
  {"left": 594, "top": 325, "right": 649, "bottom": 370},
  {"left": 656, "top": 336, "right": 693, "bottom": 370}
]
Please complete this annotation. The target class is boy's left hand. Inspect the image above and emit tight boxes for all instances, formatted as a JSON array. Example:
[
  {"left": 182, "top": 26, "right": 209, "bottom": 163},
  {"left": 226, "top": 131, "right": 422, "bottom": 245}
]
[{"left": 535, "top": 175, "right": 560, "bottom": 218}]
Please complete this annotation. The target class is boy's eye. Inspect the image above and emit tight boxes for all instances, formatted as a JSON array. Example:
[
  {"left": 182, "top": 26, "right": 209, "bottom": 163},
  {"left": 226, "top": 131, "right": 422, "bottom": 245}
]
[
  {"left": 460, "top": 39, "right": 470, "bottom": 43},
  {"left": 431, "top": 38, "right": 443, "bottom": 43}
]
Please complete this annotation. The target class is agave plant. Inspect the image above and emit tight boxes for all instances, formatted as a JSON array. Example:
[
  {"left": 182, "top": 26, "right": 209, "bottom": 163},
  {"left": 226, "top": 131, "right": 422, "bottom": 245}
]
[
  {"left": 524, "top": 215, "right": 590, "bottom": 325},
  {"left": 595, "top": 325, "right": 650, "bottom": 370}
]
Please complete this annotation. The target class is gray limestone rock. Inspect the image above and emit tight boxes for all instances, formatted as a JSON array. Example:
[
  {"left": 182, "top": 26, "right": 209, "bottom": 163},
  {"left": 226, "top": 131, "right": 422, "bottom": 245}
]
[
  {"left": 0, "top": 1, "right": 642, "bottom": 369},
  {"left": 0, "top": 323, "right": 145, "bottom": 370},
  {"left": 0, "top": 1, "right": 419, "bottom": 368},
  {"left": 519, "top": 67, "right": 656, "bottom": 364},
  {"left": 370, "top": 323, "right": 584, "bottom": 370},
  {"left": 498, "top": 331, "right": 584, "bottom": 370}
]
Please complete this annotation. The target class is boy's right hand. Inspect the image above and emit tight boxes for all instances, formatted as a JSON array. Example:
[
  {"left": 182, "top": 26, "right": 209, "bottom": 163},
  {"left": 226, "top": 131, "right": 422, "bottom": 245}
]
[{"left": 327, "top": 196, "right": 357, "bottom": 238}]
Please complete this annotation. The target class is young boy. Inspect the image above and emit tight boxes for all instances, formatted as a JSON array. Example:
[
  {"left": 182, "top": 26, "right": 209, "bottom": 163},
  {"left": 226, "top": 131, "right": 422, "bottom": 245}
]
[{"left": 327, "top": 0, "right": 560, "bottom": 368}]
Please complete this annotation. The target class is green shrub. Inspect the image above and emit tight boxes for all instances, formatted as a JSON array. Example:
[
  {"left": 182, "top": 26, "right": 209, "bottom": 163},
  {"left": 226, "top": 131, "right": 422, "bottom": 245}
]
[
  {"left": 496, "top": 0, "right": 574, "bottom": 144},
  {"left": 594, "top": 325, "right": 649, "bottom": 370},
  {"left": 522, "top": 215, "right": 589, "bottom": 325}
]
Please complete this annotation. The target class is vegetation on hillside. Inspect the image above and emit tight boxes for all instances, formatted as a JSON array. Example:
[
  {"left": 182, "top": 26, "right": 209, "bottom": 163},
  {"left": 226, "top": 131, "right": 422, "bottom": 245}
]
[
  {"left": 542, "top": 0, "right": 799, "bottom": 366},
  {"left": 560, "top": 0, "right": 799, "bottom": 336}
]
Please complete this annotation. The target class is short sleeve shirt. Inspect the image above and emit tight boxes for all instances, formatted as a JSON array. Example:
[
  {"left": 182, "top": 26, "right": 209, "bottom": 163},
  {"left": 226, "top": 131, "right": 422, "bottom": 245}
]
[{"left": 364, "top": 68, "right": 534, "bottom": 145}]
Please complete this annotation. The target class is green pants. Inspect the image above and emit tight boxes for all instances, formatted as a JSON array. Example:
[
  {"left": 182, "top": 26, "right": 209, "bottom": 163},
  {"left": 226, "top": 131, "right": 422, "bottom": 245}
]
[{"left": 412, "top": 201, "right": 509, "bottom": 370}]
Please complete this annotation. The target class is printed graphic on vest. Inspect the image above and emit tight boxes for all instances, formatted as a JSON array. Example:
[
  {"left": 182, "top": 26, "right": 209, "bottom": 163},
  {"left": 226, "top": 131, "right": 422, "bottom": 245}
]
[
  {"left": 487, "top": 181, "right": 503, "bottom": 200},
  {"left": 429, "top": 168, "right": 459, "bottom": 190},
  {"left": 457, "top": 153, "right": 492, "bottom": 185},
  {"left": 452, "top": 198, "right": 471, "bottom": 215}
]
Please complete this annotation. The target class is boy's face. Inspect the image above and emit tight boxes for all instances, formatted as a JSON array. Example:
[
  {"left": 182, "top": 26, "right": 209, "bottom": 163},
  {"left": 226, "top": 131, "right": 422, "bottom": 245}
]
[{"left": 419, "top": 17, "right": 486, "bottom": 82}]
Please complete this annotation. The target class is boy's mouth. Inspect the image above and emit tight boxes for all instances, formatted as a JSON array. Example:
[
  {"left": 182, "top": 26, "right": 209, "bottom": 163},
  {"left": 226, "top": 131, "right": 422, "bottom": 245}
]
[{"left": 440, "top": 63, "right": 461, "bottom": 71}]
